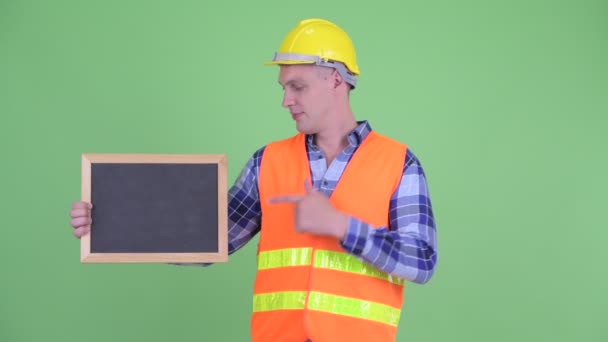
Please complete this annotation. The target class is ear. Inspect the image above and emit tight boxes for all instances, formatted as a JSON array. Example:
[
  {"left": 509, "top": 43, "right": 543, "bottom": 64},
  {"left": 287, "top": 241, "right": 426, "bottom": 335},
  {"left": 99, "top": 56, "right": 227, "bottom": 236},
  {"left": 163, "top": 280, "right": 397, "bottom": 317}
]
[{"left": 333, "top": 70, "right": 344, "bottom": 89}]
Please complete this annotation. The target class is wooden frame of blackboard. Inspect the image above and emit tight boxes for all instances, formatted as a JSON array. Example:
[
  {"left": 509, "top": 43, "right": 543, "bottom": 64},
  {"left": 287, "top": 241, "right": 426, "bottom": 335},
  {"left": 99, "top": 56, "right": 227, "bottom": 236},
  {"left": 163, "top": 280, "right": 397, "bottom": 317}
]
[{"left": 80, "top": 154, "right": 228, "bottom": 263}]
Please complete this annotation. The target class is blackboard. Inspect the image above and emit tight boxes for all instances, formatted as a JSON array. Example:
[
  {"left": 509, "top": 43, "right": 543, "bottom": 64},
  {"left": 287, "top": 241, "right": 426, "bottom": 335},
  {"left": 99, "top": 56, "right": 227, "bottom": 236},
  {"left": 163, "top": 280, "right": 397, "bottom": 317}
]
[{"left": 80, "top": 154, "right": 228, "bottom": 263}]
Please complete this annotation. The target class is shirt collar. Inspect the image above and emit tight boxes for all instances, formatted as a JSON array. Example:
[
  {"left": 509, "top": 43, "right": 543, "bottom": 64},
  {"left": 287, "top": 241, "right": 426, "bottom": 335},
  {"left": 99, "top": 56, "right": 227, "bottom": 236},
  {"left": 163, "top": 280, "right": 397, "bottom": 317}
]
[{"left": 305, "top": 120, "right": 372, "bottom": 149}]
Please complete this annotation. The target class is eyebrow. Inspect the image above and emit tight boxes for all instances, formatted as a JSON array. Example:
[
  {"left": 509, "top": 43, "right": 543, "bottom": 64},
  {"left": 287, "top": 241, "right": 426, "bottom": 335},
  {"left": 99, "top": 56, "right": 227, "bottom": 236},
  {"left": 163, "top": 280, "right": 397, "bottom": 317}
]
[{"left": 278, "top": 78, "right": 305, "bottom": 87}]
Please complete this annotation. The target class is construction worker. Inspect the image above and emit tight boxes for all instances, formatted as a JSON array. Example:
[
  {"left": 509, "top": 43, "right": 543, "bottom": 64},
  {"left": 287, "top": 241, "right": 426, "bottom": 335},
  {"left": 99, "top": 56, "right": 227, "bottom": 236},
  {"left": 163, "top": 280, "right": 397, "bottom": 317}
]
[{"left": 70, "top": 18, "right": 437, "bottom": 342}]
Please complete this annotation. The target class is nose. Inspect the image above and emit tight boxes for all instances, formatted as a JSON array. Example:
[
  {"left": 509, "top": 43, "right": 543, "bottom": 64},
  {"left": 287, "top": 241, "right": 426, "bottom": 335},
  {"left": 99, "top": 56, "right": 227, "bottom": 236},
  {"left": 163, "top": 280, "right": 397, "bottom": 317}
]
[{"left": 282, "top": 90, "right": 294, "bottom": 108}]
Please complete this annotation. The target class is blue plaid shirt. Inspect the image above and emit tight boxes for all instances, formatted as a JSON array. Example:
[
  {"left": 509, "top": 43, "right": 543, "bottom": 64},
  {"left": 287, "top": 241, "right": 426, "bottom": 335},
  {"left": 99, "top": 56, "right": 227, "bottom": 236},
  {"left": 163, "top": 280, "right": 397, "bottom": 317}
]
[{"left": 228, "top": 121, "right": 437, "bottom": 284}]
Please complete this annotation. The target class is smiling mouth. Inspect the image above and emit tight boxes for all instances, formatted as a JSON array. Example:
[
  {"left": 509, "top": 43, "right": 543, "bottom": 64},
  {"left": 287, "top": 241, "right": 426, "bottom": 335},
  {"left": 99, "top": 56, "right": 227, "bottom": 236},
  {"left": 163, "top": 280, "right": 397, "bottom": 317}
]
[{"left": 291, "top": 112, "right": 303, "bottom": 120}]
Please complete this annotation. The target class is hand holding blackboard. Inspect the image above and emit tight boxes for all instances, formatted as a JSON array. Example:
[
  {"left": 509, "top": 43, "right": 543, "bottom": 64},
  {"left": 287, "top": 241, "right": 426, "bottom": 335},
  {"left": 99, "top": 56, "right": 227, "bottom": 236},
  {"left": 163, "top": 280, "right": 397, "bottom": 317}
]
[
  {"left": 70, "top": 201, "right": 92, "bottom": 239},
  {"left": 75, "top": 154, "right": 228, "bottom": 263}
]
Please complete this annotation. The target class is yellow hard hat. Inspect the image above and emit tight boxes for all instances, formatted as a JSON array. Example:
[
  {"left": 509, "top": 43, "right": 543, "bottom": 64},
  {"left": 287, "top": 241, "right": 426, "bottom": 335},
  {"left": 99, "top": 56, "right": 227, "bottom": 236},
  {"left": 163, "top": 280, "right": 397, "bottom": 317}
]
[{"left": 266, "top": 18, "right": 360, "bottom": 88}]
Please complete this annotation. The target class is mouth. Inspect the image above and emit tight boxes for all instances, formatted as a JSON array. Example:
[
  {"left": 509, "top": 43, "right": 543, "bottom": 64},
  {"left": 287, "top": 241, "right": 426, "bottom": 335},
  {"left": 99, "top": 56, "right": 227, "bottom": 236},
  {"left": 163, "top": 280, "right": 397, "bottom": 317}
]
[{"left": 291, "top": 112, "right": 304, "bottom": 121}]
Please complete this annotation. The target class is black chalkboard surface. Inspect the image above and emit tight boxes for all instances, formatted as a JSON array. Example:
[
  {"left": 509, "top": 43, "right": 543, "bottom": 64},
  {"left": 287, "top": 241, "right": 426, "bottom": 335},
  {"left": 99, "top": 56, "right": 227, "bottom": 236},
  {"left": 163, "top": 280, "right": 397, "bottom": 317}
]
[{"left": 80, "top": 154, "right": 228, "bottom": 263}]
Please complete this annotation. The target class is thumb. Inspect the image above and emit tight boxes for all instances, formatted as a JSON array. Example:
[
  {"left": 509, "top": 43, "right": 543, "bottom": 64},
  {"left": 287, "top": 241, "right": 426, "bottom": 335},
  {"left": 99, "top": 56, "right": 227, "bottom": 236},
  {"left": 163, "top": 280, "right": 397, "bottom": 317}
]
[{"left": 303, "top": 178, "right": 314, "bottom": 194}]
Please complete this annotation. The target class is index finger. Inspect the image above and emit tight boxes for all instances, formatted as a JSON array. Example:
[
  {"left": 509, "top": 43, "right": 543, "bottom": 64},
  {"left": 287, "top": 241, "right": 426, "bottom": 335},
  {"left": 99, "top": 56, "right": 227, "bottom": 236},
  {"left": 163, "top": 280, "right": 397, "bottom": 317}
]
[
  {"left": 71, "top": 201, "right": 93, "bottom": 209},
  {"left": 268, "top": 195, "right": 304, "bottom": 204}
]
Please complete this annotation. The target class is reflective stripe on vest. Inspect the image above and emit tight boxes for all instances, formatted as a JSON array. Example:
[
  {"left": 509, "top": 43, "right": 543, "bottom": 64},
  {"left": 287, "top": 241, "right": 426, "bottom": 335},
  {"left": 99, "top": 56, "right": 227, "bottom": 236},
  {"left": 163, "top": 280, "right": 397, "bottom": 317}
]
[
  {"left": 314, "top": 250, "right": 405, "bottom": 286},
  {"left": 253, "top": 291, "right": 306, "bottom": 311},
  {"left": 253, "top": 291, "right": 401, "bottom": 327},
  {"left": 257, "top": 247, "right": 404, "bottom": 285},
  {"left": 257, "top": 247, "right": 312, "bottom": 270}
]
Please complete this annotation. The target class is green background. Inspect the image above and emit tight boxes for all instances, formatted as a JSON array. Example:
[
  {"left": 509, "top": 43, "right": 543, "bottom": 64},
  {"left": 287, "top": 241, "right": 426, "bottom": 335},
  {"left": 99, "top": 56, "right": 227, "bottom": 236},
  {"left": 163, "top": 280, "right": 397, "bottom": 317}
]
[{"left": 1, "top": 0, "right": 606, "bottom": 341}]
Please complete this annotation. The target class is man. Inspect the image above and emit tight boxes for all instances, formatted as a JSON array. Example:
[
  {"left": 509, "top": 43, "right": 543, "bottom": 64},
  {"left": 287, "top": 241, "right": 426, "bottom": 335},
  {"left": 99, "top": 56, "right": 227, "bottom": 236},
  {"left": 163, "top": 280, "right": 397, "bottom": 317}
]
[{"left": 70, "top": 18, "right": 437, "bottom": 342}]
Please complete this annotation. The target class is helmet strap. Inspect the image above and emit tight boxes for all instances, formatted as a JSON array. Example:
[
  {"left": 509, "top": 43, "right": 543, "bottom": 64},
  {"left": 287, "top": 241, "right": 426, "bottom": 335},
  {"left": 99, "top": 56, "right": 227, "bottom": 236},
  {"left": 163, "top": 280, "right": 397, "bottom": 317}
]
[{"left": 271, "top": 52, "right": 357, "bottom": 89}]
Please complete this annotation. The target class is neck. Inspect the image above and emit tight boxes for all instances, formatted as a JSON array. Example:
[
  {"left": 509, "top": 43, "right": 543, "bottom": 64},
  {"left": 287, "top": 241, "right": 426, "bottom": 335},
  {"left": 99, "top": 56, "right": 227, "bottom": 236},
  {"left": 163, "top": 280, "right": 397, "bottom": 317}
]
[
  {"left": 312, "top": 94, "right": 357, "bottom": 160},
  {"left": 315, "top": 112, "right": 358, "bottom": 156}
]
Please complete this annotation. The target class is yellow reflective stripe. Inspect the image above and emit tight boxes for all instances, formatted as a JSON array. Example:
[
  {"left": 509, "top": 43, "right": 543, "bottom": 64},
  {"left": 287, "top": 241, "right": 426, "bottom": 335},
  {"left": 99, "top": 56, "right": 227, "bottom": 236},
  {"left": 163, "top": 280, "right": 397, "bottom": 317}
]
[
  {"left": 257, "top": 248, "right": 312, "bottom": 270},
  {"left": 314, "top": 250, "right": 405, "bottom": 285},
  {"left": 308, "top": 291, "right": 401, "bottom": 327},
  {"left": 252, "top": 291, "right": 306, "bottom": 312},
  {"left": 256, "top": 248, "right": 404, "bottom": 285},
  {"left": 253, "top": 291, "right": 401, "bottom": 326}
]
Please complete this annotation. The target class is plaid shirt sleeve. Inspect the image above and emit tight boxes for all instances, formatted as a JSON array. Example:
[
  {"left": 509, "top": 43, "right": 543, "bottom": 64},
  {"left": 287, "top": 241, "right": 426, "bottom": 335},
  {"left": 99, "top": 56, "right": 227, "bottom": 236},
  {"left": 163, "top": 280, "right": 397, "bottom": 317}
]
[
  {"left": 226, "top": 147, "right": 265, "bottom": 254},
  {"left": 340, "top": 149, "right": 438, "bottom": 284}
]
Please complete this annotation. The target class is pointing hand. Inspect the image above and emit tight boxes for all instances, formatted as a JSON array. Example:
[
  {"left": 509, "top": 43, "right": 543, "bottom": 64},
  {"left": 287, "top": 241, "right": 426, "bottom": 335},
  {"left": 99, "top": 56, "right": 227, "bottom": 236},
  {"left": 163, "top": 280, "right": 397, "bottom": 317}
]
[{"left": 269, "top": 179, "right": 348, "bottom": 240}]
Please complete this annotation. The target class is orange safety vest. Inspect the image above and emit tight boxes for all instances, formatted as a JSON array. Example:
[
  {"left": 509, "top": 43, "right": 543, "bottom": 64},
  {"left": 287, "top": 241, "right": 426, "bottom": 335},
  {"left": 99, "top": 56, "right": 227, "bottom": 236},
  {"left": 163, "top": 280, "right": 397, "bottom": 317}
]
[{"left": 252, "top": 131, "right": 408, "bottom": 342}]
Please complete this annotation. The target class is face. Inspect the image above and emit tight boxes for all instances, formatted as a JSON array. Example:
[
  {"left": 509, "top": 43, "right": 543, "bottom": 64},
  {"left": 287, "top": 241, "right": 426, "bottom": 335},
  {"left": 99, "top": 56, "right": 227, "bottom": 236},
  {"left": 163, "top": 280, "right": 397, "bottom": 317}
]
[{"left": 278, "top": 65, "right": 335, "bottom": 134}]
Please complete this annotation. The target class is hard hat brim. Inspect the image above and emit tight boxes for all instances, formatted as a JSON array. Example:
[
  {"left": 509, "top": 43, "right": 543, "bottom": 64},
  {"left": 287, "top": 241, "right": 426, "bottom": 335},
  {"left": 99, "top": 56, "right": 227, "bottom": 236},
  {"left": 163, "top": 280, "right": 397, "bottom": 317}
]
[{"left": 263, "top": 60, "right": 316, "bottom": 66}]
